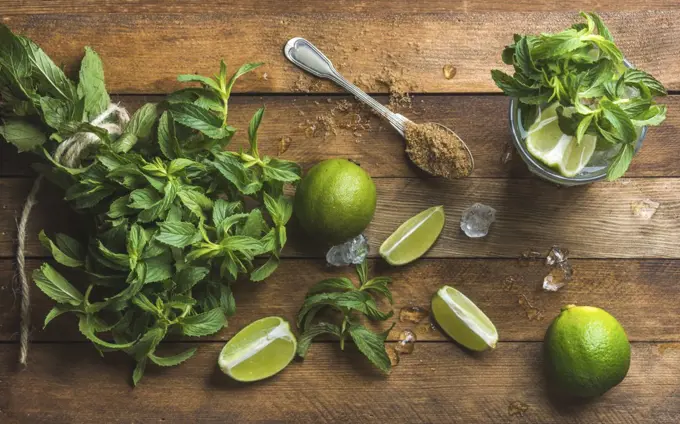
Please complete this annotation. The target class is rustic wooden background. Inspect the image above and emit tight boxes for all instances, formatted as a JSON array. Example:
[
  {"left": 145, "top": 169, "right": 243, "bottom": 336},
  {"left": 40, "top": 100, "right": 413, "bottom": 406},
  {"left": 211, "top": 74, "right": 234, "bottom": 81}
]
[{"left": 2, "top": 1, "right": 680, "bottom": 423}]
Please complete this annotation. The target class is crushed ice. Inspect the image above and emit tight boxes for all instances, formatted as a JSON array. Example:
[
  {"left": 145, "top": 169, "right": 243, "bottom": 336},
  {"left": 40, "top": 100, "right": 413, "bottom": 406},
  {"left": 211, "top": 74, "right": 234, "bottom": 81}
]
[
  {"left": 542, "top": 246, "right": 572, "bottom": 292},
  {"left": 460, "top": 203, "right": 497, "bottom": 238},
  {"left": 326, "top": 234, "right": 369, "bottom": 267},
  {"left": 631, "top": 199, "right": 659, "bottom": 220}
]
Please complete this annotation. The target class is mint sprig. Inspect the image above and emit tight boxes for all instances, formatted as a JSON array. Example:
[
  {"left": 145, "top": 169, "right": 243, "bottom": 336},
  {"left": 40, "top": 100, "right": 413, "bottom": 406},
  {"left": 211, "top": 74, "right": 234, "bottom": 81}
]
[
  {"left": 0, "top": 24, "right": 301, "bottom": 385},
  {"left": 491, "top": 12, "right": 668, "bottom": 181},
  {"left": 296, "top": 261, "right": 394, "bottom": 373}
]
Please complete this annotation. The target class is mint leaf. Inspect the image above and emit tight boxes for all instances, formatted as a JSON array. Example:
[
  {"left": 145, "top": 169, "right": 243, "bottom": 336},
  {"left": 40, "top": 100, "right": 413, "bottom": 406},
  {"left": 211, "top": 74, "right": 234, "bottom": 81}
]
[
  {"left": 348, "top": 324, "right": 391, "bottom": 373},
  {"left": 148, "top": 348, "right": 197, "bottom": 367},
  {"left": 297, "top": 322, "right": 342, "bottom": 357},
  {"left": 168, "top": 102, "right": 233, "bottom": 139},
  {"left": 25, "top": 38, "right": 77, "bottom": 101},
  {"left": 263, "top": 158, "right": 302, "bottom": 182},
  {"left": 78, "top": 313, "right": 137, "bottom": 349},
  {"left": 39, "top": 230, "right": 84, "bottom": 267},
  {"left": 307, "top": 278, "right": 356, "bottom": 295},
  {"left": 78, "top": 46, "right": 110, "bottom": 118},
  {"left": 174, "top": 266, "right": 210, "bottom": 292},
  {"left": 606, "top": 143, "right": 634, "bottom": 181},
  {"left": 44, "top": 304, "right": 79, "bottom": 328},
  {"left": 131, "top": 327, "right": 166, "bottom": 361},
  {"left": 180, "top": 308, "right": 227, "bottom": 336},
  {"left": 157, "top": 111, "right": 181, "bottom": 159},
  {"left": 156, "top": 221, "right": 202, "bottom": 248},
  {"left": 211, "top": 153, "right": 262, "bottom": 194},
  {"left": 177, "top": 73, "right": 221, "bottom": 92},
  {"left": 33, "top": 263, "right": 84, "bottom": 305},
  {"left": 632, "top": 105, "right": 667, "bottom": 127},
  {"left": 361, "top": 277, "right": 393, "bottom": 304},
  {"left": 224, "top": 62, "right": 263, "bottom": 98},
  {"left": 250, "top": 256, "right": 280, "bottom": 282},
  {"left": 132, "top": 357, "right": 146, "bottom": 386},
  {"left": 0, "top": 119, "right": 46, "bottom": 152}
]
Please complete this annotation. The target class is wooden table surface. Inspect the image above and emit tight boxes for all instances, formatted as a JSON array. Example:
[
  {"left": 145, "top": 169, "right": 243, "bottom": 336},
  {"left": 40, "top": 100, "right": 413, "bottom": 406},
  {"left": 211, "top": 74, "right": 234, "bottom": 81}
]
[{"left": 2, "top": 1, "right": 680, "bottom": 423}]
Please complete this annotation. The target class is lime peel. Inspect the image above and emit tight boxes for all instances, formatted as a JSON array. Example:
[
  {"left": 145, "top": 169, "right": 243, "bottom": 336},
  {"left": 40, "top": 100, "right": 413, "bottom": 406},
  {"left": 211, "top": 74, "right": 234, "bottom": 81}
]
[
  {"left": 437, "top": 286, "right": 497, "bottom": 349},
  {"left": 379, "top": 205, "right": 445, "bottom": 266}
]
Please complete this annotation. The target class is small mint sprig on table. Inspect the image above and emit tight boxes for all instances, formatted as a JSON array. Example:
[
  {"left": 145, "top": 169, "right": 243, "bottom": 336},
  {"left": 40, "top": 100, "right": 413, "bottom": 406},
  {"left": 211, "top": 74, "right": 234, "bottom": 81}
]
[
  {"left": 0, "top": 23, "right": 302, "bottom": 385},
  {"left": 490, "top": 12, "right": 667, "bottom": 181},
  {"left": 296, "top": 261, "right": 395, "bottom": 373}
]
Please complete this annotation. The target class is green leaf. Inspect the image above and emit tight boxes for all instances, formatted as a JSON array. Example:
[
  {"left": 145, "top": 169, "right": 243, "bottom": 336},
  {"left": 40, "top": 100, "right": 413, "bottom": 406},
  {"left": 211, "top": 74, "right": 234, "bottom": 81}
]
[
  {"left": 575, "top": 114, "right": 593, "bottom": 144},
  {"left": 112, "top": 103, "right": 157, "bottom": 152},
  {"left": 132, "top": 357, "right": 146, "bottom": 386},
  {"left": 632, "top": 105, "right": 667, "bottom": 127},
  {"left": 307, "top": 278, "right": 356, "bottom": 295},
  {"left": 600, "top": 99, "right": 638, "bottom": 143},
  {"left": 78, "top": 313, "right": 137, "bottom": 349},
  {"left": 263, "top": 192, "right": 293, "bottom": 227},
  {"left": 348, "top": 324, "right": 391, "bottom": 373},
  {"left": 297, "top": 322, "right": 342, "bottom": 358},
  {"left": 180, "top": 308, "right": 227, "bottom": 337},
  {"left": 174, "top": 266, "right": 210, "bottom": 292},
  {"left": 490, "top": 70, "right": 539, "bottom": 98},
  {"left": 211, "top": 153, "right": 262, "bottom": 194},
  {"left": 156, "top": 221, "right": 202, "bottom": 248},
  {"left": 43, "top": 304, "right": 79, "bottom": 328},
  {"left": 356, "top": 261, "right": 368, "bottom": 285},
  {"left": 128, "top": 187, "right": 161, "bottom": 209},
  {"left": 296, "top": 292, "right": 344, "bottom": 328},
  {"left": 0, "top": 24, "right": 30, "bottom": 79},
  {"left": 131, "top": 327, "right": 166, "bottom": 361},
  {"left": 177, "top": 187, "right": 213, "bottom": 218},
  {"left": 219, "top": 284, "right": 236, "bottom": 317},
  {"left": 142, "top": 255, "right": 173, "bottom": 283},
  {"left": 39, "top": 230, "right": 84, "bottom": 267},
  {"left": 157, "top": 111, "right": 181, "bottom": 160},
  {"left": 263, "top": 158, "right": 302, "bottom": 182},
  {"left": 0, "top": 119, "right": 46, "bottom": 152},
  {"left": 606, "top": 143, "right": 634, "bottom": 181},
  {"left": 248, "top": 107, "right": 264, "bottom": 156},
  {"left": 623, "top": 69, "right": 667, "bottom": 97},
  {"left": 168, "top": 158, "right": 199, "bottom": 175},
  {"left": 108, "top": 195, "right": 133, "bottom": 218},
  {"left": 148, "top": 348, "right": 197, "bottom": 367},
  {"left": 177, "top": 73, "right": 221, "bottom": 92},
  {"left": 25, "top": 38, "right": 77, "bottom": 101},
  {"left": 33, "top": 263, "right": 84, "bottom": 305},
  {"left": 39, "top": 96, "right": 71, "bottom": 130},
  {"left": 97, "top": 240, "right": 131, "bottom": 269},
  {"left": 361, "top": 276, "right": 393, "bottom": 304},
  {"left": 212, "top": 199, "right": 241, "bottom": 227},
  {"left": 586, "top": 12, "right": 613, "bottom": 42},
  {"left": 513, "top": 37, "right": 538, "bottom": 79},
  {"left": 78, "top": 46, "right": 110, "bottom": 118},
  {"left": 126, "top": 223, "right": 148, "bottom": 268},
  {"left": 168, "top": 102, "right": 233, "bottom": 139},
  {"left": 224, "top": 62, "right": 263, "bottom": 98},
  {"left": 250, "top": 256, "right": 280, "bottom": 282}
]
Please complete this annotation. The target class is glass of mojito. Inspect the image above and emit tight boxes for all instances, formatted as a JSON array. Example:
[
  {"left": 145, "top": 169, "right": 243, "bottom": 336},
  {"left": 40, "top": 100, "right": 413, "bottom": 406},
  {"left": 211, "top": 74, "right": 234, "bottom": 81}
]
[{"left": 492, "top": 12, "right": 667, "bottom": 185}]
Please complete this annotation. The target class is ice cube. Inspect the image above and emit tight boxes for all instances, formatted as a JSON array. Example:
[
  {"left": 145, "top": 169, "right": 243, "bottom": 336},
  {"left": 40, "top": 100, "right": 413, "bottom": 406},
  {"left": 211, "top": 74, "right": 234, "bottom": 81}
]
[
  {"left": 542, "top": 246, "right": 573, "bottom": 292},
  {"left": 631, "top": 199, "right": 660, "bottom": 220},
  {"left": 460, "top": 203, "right": 496, "bottom": 238},
  {"left": 325, "top": 234, "right": 369, "bottom": 267},
  {"left": 545, "top": 246, "right": 569, "bottom": 266},
  {"left": 394, "top": 329, "right": 416, "bottom": 354},
  {"left": 399, "top": 306, "right": 429, "bottom": 323},
  {"left": 542, "top": 273, "right": 565, "bottom": 292}
]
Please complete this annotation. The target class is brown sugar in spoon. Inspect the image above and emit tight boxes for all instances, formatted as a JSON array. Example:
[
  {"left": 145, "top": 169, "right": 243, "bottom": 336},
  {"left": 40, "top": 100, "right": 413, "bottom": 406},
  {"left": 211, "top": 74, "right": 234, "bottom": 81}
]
[{"left": 284, "top": 37, "right": 474, "bottom": 178}]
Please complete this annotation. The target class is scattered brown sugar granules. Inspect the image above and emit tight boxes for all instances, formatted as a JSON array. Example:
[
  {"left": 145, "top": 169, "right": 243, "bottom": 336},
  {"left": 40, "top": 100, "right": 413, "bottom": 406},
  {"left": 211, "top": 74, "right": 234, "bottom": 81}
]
[{"left": 404, "top": 122, "right": 473, "bottom": 179}]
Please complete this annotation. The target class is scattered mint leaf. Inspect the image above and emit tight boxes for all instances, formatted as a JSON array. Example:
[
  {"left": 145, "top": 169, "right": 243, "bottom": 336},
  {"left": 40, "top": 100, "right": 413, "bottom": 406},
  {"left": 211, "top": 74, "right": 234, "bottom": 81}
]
[
  {"left": 148, "top": 348, "right": 197, "bottom": 367},
  {"left": 296, "top": 260, "right": 394, "bottom": 373},
  {"left": 78, "top": 46, "right": 110, "bottom": 118},
  {"left": 32, "top": 263, "right": 84, "bottom": 305}
]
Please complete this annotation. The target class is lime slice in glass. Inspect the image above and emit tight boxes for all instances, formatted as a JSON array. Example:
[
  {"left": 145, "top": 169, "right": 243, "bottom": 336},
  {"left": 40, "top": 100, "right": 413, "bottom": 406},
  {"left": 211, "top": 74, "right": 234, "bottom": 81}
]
[
  {"left": 526, "top": 102, "right": 597, "bottom": 177},
  {"left": 379, "top": 205, "right": 445, "bottom": 266},
  {"left": 431, "top": 285, "right": 498, "bottom": 351},
  {"left": 218, "top": 316, "right": 297, "bottom": 382}
]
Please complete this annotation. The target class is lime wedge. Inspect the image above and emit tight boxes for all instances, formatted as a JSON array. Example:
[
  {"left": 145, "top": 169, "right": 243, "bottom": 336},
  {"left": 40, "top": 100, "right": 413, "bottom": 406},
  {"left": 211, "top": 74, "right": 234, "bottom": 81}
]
[
  {"left": 431, "top": 285, "right": 498, "bottom": 351},
  {"left": 379, "top": 205, "right": 445, "bottom": 266},
  {"left": 218, "top": 316, "right": 296, "bottom": 382},
  {"left": 526, "top": 103, "right": 597, "bottom": 177}
]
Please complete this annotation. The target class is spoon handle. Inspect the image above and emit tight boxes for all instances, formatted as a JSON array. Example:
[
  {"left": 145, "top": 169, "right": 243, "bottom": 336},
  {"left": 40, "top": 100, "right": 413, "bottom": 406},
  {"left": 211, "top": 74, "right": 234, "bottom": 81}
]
[{"left": 284, "top": 37, "right": 409, "bottom": 136}]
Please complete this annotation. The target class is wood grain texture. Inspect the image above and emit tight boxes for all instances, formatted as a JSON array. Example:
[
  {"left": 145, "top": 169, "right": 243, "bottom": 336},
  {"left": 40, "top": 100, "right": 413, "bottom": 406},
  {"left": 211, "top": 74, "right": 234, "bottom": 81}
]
[
  {"left": 2, "top": 342, "right": 680, "bottom": 423},
  {"left": 4, "top": 0, "right": 680, "bottom": 15},
  {"left": 3, "top": 94, "right": 679, "bottom": 178},
  {"left": 2, "top": 258, "right": 679, "bottom": 343},
  {"left": 2, "top": 11, "right": 679, "bottom": 93},
  {"left": 1, "top": 177, "right": 679, "bottom": 259}
]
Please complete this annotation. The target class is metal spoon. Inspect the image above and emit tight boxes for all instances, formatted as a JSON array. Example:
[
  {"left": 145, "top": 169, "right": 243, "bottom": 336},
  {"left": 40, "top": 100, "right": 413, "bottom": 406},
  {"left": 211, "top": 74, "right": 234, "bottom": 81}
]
[{"left": 283, "top": 37, "right": 474, "bottom": 178}]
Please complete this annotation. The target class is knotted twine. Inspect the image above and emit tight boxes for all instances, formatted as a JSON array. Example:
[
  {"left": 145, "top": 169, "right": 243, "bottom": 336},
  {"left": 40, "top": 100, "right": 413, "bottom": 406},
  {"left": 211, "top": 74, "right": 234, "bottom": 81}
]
[{"left": 17, "top": 104, "right": 130, "bottom": 365}]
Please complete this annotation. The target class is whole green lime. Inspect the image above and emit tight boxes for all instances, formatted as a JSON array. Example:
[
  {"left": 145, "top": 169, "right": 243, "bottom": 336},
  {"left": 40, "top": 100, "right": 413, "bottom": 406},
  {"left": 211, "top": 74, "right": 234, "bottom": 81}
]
[
  {"left": 544, "top": 305, "right": 630, "bottom": 398},
  {"left": 294, "top": 159, "right": 376, "bottom": 245}
]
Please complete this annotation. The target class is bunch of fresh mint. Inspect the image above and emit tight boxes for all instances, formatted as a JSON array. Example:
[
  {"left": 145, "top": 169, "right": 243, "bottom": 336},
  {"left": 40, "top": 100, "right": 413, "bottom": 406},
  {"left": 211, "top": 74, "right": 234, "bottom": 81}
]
[
  {"left": 297, "top": 261, "right": 394, "bottom": 373},
  {"left": 491, "top": 12, "right": 667, "bottom": 180},
  {"left": 0, "top": 24, "right": 301, "bottom": 385}
]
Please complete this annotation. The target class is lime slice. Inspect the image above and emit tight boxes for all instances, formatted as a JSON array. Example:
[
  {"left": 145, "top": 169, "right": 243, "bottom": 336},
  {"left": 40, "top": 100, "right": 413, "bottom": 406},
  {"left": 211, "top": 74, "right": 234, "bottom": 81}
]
[
  {"left": 379, "top": 205, "right": 445, "bottom": 266},
  {"left": 431, "top": 285, "right": 498, "bottom": 351},
  {"left": 526, "top": 103, "right": 597, "bottom": 177},
  {"left": 218, "top": 316, "right": 297, "bottom": 382}
]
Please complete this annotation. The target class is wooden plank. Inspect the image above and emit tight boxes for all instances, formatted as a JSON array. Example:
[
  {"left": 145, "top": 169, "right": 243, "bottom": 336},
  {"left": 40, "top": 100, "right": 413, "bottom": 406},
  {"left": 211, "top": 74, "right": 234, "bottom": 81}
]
[
  {"left": 3, "top": 94, "right": 679, "bottom": 178},
  {"left": 1, "top": 177, "right": 679, "bottom": 259},
  {"left": 2, "top": 11, "right": 679, "bottom": 93},
  {"left": 2, "top": 258, "right": 680, "bottom": 343},
  {"left": 4, "top": 0, "right": 680, "bottom": 15},
  {"left": 2, "top": 342, "right": 679, "bottom": 423}
]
